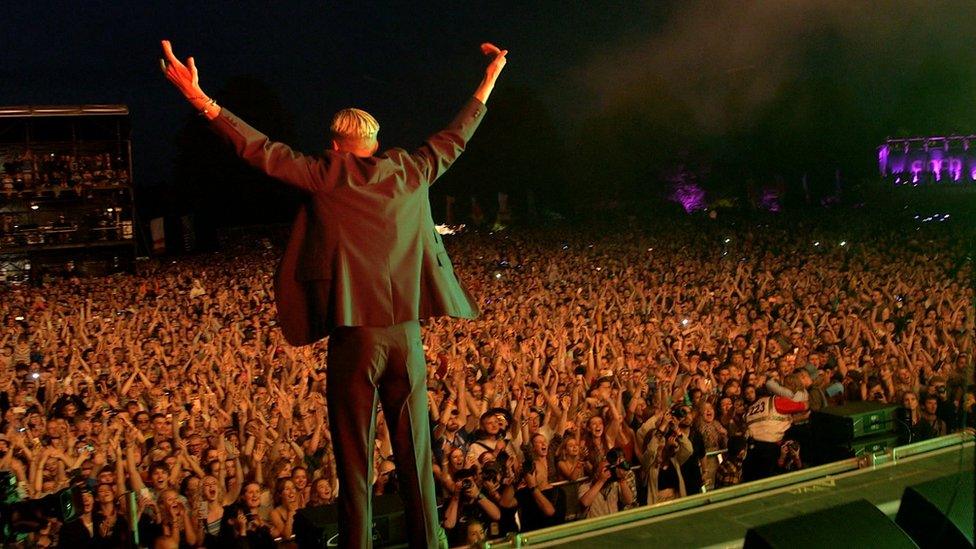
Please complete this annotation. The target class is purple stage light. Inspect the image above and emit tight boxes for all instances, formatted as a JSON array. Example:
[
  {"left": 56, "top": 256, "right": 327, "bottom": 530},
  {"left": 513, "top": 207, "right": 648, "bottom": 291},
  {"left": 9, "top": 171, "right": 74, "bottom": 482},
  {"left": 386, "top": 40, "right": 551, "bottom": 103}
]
[
  {"left": 665, "top": 164, "right": 708, "bottom": 213},
  {"left": 881, "top": 136, "right": 976, "bottom": 186},
  {"left": 948, "top": 158, "right": 963, "bottom": 181},
  {"left": 878, "top": 145, "right": 889, "bottom": 176},
  {"left": 759, "top": 188, "right": 781, "bottom": 212},
  {"left": 911, "top": 160, "right": 923, "bottom": 183},
  {"left": 929, "top": 152, "right": 943, "bottom": 181},
  {"left": 670, "top": 182, "right": 707, "bottom": 213}
]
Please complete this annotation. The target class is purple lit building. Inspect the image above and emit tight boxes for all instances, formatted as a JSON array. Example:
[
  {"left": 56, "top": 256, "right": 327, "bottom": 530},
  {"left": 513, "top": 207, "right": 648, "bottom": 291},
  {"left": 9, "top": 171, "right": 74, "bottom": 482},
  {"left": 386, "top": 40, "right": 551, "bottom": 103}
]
[{"left": 879, "top": 136, "right": 976, "bottom": 186}]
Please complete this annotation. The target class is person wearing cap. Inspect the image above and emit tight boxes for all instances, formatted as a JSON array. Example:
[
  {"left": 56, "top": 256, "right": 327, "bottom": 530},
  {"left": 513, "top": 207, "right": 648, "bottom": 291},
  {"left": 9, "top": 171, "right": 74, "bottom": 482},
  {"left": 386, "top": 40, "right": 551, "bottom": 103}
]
[{"left": 161, "top": 39, "right": 508, "bottom": 549}]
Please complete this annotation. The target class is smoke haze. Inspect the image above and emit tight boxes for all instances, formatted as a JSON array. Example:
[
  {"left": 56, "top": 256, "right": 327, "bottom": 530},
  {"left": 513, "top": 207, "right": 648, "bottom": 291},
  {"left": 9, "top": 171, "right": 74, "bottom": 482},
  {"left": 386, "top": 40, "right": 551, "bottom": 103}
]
[{"left": 567, "top": 1, "right": 976, "bottom": 138}]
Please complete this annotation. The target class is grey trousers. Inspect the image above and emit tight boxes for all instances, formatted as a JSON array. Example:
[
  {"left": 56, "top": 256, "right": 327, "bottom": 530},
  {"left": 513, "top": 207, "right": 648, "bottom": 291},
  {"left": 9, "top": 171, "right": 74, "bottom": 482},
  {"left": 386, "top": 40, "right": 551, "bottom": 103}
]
[{"left": 326, "top": 321, "right": 439, "bottom": 548}]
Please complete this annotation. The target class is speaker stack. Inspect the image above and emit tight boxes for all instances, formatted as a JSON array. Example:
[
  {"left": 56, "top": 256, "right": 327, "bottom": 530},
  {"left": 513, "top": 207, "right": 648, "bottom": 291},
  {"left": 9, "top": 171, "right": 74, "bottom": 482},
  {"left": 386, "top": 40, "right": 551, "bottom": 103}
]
[
  {"left": 744, "top": 472, "right": 974, "bottom": 548},
  {"left": 810, "top": 401, "right": 900, "bottom": 464},
  {"left": 895, "top": 472, "right": 973, "bottom": 548},
  {"left": 743, "top": 499, "right": 917, "bottom": 548}
]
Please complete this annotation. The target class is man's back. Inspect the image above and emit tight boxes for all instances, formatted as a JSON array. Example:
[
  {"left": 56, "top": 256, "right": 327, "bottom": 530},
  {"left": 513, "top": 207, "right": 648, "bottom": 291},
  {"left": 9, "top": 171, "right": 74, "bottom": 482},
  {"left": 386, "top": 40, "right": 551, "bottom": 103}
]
[
  {"left": 208, "top": 97, "right": 487, "bottom": 343},
  {"left": 298, "top": 147, "right": 457, "bottom": 327}
]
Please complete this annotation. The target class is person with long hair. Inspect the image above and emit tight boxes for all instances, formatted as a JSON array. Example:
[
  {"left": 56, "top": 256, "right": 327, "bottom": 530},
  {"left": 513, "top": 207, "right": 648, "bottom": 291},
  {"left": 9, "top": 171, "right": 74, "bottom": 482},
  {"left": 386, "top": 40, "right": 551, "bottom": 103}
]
[
  {"left": 580, "top": 415, "right": 613, "bottom": 476},
  {"left": 93, "top": 482, "right": 130, "bottom": 546},
  {"left": 59, "top": 487, "right": 96, "bottom": 546},
  {"left": 434, "top": 446, "right": 467, "bottom": 501},
  {"left": 290, "top": 466, "right": 311, "bottom": 508},
  {"left": 200, "top": 474, "right": 236, "bottom": 546},
  {"left": 309, "top": 477, "right": 336, "bottom": 507},
  {"left": 269, "top": 477, "right": 301, "bottom": 539},
  {"left": 717, "top": 396, "right": 744, "bottom": 437},
  {"left": 555, "top": 435, "right": 586, "bottom": 482},
  {"left": 152, "top": 488, "right": 200, "bottom": 549}
]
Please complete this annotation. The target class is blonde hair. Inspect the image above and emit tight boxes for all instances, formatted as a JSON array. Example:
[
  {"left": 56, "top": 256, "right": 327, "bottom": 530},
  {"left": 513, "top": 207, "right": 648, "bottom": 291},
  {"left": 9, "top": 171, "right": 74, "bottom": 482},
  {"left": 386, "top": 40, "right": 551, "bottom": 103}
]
[
  {"left": 783, "top": 373, "right": 802, "bottom": 393},
  {"left": 330, "top": 108, "right": 379, "bottom": 143}
]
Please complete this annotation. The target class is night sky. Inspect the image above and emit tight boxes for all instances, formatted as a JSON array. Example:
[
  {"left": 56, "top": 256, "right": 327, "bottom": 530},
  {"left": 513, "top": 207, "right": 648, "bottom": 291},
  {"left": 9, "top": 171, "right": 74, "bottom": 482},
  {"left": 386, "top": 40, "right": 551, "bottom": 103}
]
[{"left": 3, "top": 1, "right": 976, "bottom": 223}]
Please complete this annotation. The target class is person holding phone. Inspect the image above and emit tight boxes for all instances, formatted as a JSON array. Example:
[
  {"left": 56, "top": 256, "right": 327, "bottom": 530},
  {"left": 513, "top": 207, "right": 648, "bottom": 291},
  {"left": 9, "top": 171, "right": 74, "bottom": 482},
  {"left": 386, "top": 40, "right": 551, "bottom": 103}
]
[
  {"left": 637, "top": 407, "right": 693, "bottom": 504},
  {"left": 160, "top": 39, "right": 507, "bottom": 549}
]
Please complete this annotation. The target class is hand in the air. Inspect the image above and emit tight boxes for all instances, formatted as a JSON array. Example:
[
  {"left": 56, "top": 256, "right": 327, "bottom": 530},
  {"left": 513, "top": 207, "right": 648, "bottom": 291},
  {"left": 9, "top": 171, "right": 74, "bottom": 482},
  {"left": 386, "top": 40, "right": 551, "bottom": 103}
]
[
  {"left": 160, "top": 40, "right": 206, "bottom": 102},
  {"left": 480, "top": 42, "right": 508, "bottom": 81},
  {"left": 159, "top": 40, "right": 200, "bottom": 97}
]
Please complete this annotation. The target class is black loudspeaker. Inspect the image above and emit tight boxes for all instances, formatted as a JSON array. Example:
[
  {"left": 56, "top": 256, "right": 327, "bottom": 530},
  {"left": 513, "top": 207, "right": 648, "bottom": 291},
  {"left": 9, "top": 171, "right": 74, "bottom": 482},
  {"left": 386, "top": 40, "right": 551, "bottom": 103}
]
[
  {"left": 743, "top": 499, "right": 917, "bottom": 549},
  {"left": 810, "top": 402, "right": 900, "bottom": 465},
  {"left": 294, "top": 495, "right": 407, "bottom": 548},
  {"left": 294, "top": 503, "right": 339, "bottom": 547},
  {"left": 895, "top": 472, "right": 974, "bottom": 548},
  {"left": 371, "top": 494, "right": 408, "bottom": 547},
  {"left": 815, "top": 431, "right": 901, "bottom": 464},
  {"left": 812, "top": 401, "right": 899, "bottom": 442}
]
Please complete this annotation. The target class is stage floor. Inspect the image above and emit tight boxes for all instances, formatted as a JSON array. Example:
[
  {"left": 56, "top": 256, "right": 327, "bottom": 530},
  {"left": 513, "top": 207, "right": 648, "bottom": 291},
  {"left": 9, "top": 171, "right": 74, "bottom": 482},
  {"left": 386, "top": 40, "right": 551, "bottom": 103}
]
[{"left": 486, "top": 435, "right": 974, "bottom": 548}]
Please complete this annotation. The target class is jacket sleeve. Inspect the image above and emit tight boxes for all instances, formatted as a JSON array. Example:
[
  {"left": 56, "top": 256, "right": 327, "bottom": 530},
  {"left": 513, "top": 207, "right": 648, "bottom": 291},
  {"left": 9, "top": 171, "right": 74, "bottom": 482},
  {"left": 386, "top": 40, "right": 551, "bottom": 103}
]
[
  {"left": 635, "top": 413, "right": 662, "bottom": 454},
  {"left": 674, "top": 433, "right": 694, "bottom": 466},
  {"left": 209, "top": 108, "right": 320, "bottom": 193},
  {"left": 772, "top": 396, "right": 808, "bottom": 414},
  {"left": 764, "top": 379, "right": 800, "bottom": 400},
  {"left": 409, "top": 97, "right": 487, "bottom": 185}
]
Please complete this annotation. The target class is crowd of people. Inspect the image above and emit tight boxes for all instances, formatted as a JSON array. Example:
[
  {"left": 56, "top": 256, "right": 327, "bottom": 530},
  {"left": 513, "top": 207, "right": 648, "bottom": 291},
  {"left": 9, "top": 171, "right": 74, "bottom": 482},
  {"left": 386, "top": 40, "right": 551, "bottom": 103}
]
[
  {"left": 0, "top": 210, "right": 972, "bottom": 547},
  {"left": 0, "top": 150, "right": 132, "bottom": 255},
  {"left": 1, "top": 151, "right": 130, "bottom": 199}
]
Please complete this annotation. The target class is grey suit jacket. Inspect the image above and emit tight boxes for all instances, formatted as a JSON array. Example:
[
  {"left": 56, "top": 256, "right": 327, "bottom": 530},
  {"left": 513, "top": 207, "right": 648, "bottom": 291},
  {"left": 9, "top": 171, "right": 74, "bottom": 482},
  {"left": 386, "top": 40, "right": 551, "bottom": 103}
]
[{"left": 209, "top": 97, "right": 486, "bottom": 345}]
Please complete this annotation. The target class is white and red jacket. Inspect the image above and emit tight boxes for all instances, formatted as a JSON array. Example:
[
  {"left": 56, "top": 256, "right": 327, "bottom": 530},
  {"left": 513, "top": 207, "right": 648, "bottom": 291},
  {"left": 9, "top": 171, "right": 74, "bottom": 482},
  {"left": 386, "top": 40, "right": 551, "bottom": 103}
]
[{"left": 745, "top": 396, "right": 808, "bottom": 443}]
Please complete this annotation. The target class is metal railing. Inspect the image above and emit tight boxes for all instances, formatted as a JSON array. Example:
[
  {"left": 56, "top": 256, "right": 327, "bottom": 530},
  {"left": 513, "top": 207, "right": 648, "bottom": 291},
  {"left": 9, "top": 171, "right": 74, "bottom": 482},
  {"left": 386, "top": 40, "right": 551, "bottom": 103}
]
[{"left": 481, "top": 431, "right": 974, "bottom": 548}]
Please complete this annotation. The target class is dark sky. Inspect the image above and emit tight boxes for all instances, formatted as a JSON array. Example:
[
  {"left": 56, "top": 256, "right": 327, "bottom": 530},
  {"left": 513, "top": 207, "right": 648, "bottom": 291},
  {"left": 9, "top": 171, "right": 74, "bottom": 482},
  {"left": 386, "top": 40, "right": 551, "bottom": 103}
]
[
  {"left": 3, "top": 1, "right": 976, "bottom": 209},
  {"left": 0, "top": 2, "right": 665, "bottom": 183}
]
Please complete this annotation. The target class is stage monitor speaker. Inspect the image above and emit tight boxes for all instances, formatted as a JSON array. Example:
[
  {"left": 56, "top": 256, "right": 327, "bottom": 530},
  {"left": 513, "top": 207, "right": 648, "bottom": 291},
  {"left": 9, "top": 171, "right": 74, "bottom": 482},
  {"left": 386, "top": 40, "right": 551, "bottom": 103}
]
[
  {"left": 895, "top": 472, "right": 973, "bottom": 548},
  {"left": 743, "top": 499, "right": 917, "bottom": 549},
  {"left": 294, "top": 502, "right": 339, "bottom": 547},
  {"left": 816, "top": 431, "right": 901, "bottom": 464},
  {"left": 294, "top": 494, "right": 407, "bottom": 548},
  {"left": 812, "top": 401, "right": 899, "bottom": 443}
]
